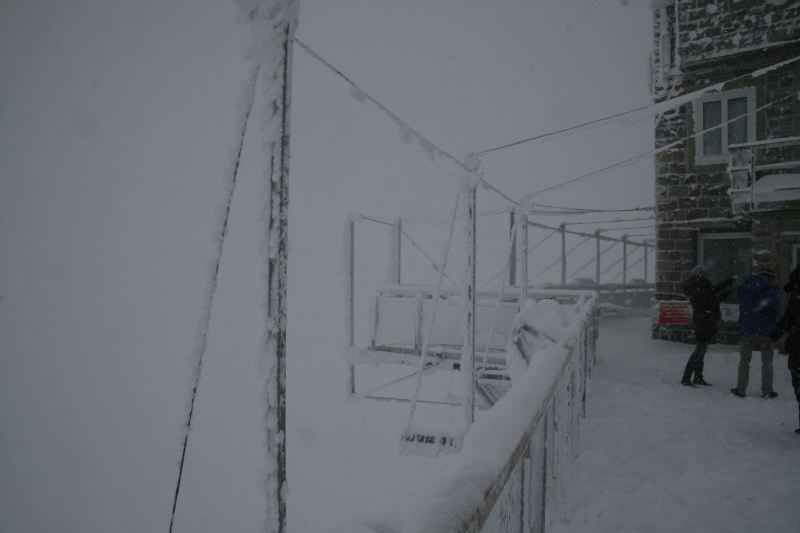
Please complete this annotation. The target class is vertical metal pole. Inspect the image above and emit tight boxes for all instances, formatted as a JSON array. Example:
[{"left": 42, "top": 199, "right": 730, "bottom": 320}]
[
  {"left": 393, "top": 218, "right": 402, "bottom": 285},
  {"left": 465, "top": 185, "right": 477, "bottom": 425},
  {"left": 347, "top": 219, "right": 355, "bottom": 396},
  {"left": 560, "top": 223, "right": 567, "bottom": 285},
  {"left": 509, "top": 211, "right": 517, "bottom": 286},
  {"left": 268, "top": 15, "right": 297, "bottom": 532},
  {"left": 521, "top": 210, "right": 529, "bottom": 305},
  {"left": 622, "top": 234, "right": 628, "bottom": 285},
  {"left": 644, "top": 242, "right": 649, "bottom": 283},
  {"left": 595, "top": 229, "right": 602, "bottom": 284},
  {"left": 750, "top": 147, "right": 757, "bottom": 210}
]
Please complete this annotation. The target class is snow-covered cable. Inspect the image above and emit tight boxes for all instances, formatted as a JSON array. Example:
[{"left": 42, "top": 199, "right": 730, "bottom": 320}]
[
  {"left": 533, "top": 90, "right": 799, "bottom": 197},
  {"left": 480, "top": 227, "right": 559, "bottom": 290},
  {"left": 607, "top": 252, "right": 647, "bottom": 283},
  {"left": 169, "top": 43, "right": 263, "bottom": 533},
  {"left": 569, "top": 241, "right": 618, "bottom": 279},
  {"left": 597, "top": 224, "right": 655, "bottom": 232},
  {"left": 531, "top": 236, "right": 593, "bottom": 280},
  {"left": 530, "top": 203, "right": 655, "bottom": 214},
  {"left": 293, "top": 37, "right": 471, "bottom": 173},
  {"left": 564, "top": 215, "right": 655, "bottom": 226},
  {"left": 477, "top": 55, "right": 800, "bottom": 156},
  {"left": 399, "top": 227, "right": 459, "bottom": 289},
  {"left": 399, "top": 206, "right": 511, "bottom": 225},
  {"left": 600, "top": 245, "right": 641, "bottom": 276}
]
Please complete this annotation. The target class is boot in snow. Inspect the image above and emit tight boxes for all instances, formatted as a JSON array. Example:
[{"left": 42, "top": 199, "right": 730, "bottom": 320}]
[
  {"left": 681, "top": 364, "right": 694, "bottom": 387},
  {"left": 693, "top": 374, "right": 712, "bottom": 386}
]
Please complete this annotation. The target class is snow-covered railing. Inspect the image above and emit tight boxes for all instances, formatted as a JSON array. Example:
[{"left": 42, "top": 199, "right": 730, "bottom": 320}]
[
  {"left": 728, "top": 136, "right": 800, "bottom": 213},
  {"left": 401, "top": 291, "right": 599, "bottom": 533},
  {"left": 545, "top": 282, "right": 654, "bottom": 314}
]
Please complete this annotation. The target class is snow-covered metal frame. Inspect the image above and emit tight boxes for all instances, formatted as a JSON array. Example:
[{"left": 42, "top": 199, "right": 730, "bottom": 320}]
[{"left": 432, "top": 293, "right": 599, "bottom": 533}]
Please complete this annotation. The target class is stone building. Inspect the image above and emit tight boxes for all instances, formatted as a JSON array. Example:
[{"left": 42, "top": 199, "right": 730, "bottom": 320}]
[{"left": 650, "top": 0, "right": 800, "bottom": 343}]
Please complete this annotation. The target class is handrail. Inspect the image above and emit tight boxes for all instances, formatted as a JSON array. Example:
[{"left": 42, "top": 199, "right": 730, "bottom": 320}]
[{"left": 406, "top": 293, "right": 599, "bottom": 532}]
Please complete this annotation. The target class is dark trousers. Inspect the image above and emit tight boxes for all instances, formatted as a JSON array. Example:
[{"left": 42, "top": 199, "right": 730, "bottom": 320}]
[
  {"left": 683, "top": 341, "right": 708, "bottom": 381},
  {"left": 789, "top": 351, "right": 800, "bottom": 405}
]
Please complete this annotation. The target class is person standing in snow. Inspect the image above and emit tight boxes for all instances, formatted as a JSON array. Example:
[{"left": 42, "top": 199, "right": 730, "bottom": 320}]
[
  {"left": 769, "top": 264, "right": 800, "bottom": 433},
  {"left": 681, "top": 265, "right": 735, "bottom": 386},
  {"left": 731, "top": 264, "right": 780, "bottom": 398}
]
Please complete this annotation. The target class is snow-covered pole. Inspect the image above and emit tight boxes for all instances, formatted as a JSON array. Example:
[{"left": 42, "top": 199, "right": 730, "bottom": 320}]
[
  {"left": 347, "top": 216, "right": 355, "bottom": 395},
  {"left": 465, "top": 184, "right": 477, "bottom": 425},
  {"left": 595, "top": 229, "right": 602, "bottom": 284},
  {"left": 393, "top": 218, "right": 402, "bottom": 285},
  {"left": 267, "top": 8, "right": 297, "bottom": 532},
  {"left": 560, "top": 222, "right": 567, "bottom": 286},
  {"left": 622, "top": 234, "right": 628, "bottom": 285},
  {"left": 509, "top": 211, "right": 517, "bottom": 286},
  {"left": 519, "top": 208, "right": 529, "bottom": 305}
]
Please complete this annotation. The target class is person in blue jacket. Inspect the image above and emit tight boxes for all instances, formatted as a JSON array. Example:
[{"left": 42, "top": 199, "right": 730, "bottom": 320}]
[
  {"left": 732, "top": 264, "right": 781, "bottom": 398},
  {"left": 769, "top": 264, "right": 800, "bottom": 432}
]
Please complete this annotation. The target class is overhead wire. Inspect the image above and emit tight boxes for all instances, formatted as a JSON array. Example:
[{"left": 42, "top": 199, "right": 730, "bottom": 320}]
[
  {"left": 563, "top": 215, "right": 655, "bottom": 226},
  {"left": 531, "top": 236, "right": 592, "bottom": 280},
  {"left": 477, "top": 54, "right": 800, "bottom": 157},
  {"left": 293, "top": 37, "right": 471, "bottom": 173},
  {"left": 531, "top": 90, "right": 799, "bottom": 197},
  {"left": 294, "top": 37, "right": 521, "bottom": 210},
  {"left": 608, "top": 253, "right": 647, "bottom": 283},
  {"left": 569, "top": 241, "right": 618, "bottom": 279}
]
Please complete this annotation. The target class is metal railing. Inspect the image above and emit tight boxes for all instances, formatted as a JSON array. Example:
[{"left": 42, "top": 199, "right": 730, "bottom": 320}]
[{"left": 410, "top": 293, "right": 599, "bottom": 533}]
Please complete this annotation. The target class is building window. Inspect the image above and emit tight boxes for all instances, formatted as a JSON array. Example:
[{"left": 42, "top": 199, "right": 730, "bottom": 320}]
[
  {"left": 694, "top": 88, "right": 756, "bottom": 166},
  {"left": 699, "top": 232, "right": 752, "bottom": 302}
]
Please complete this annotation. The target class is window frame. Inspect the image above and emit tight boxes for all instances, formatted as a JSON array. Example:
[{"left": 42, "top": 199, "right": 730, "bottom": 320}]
[{"left": 693, "top": 88, "right": 756, "bottom": 166}]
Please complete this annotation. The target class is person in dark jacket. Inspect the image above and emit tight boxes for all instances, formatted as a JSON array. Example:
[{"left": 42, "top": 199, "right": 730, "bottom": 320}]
[
  {"left": 732, "top": 264, "right": 780, "bottom": 398},
  {"left": 769, "top": 264, "right": 800, "bottom": 433},
  {"left": 681, "top": 265, "right": 735, "bottom": 386}
]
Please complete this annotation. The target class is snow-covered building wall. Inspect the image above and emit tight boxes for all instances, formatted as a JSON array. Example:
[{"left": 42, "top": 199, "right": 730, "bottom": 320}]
[{"left": 651, "top": 0, "right": 800, "bottom": 343}]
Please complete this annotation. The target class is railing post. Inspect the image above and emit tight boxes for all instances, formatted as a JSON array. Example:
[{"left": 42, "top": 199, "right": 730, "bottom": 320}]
[
  {"left": 347, "top": 218, "right": 356, "bottom": 396},
  {"left": 509, "top": 210, "right": 517, "bottom": 287},
  {"left": 520, "top": 209, "right": 529, "bottom": 305},
  {"left": 465, "top": 185, "right": 477, "bottom": 425},
  {"left": 560, "top": 222, "right": 567, "bottom": 285},
  {"left": 622, "top": 234, "right": 628, "bottom": 285},
  {"left": 392, "top": 218, "right": 402, "bottom": 285},
  {"left": 595, "top": 229, "right": 602, "bottom": 284},
  {"left": 750, "top": 146, "right": 757, "bottom": 210}
]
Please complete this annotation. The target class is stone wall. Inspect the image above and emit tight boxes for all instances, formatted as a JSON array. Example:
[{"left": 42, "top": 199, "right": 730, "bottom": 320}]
[{"left": 651, "top": 1, "right": 800, "bottom": 343}]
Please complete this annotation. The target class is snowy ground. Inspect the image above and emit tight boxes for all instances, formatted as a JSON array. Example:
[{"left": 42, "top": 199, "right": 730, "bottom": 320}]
[
  {"left": 553, "top": 315, "right": 800, "bottom": 533},
  {"left": 288, "top": 315, "right": 800, "bottom": 532}
]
